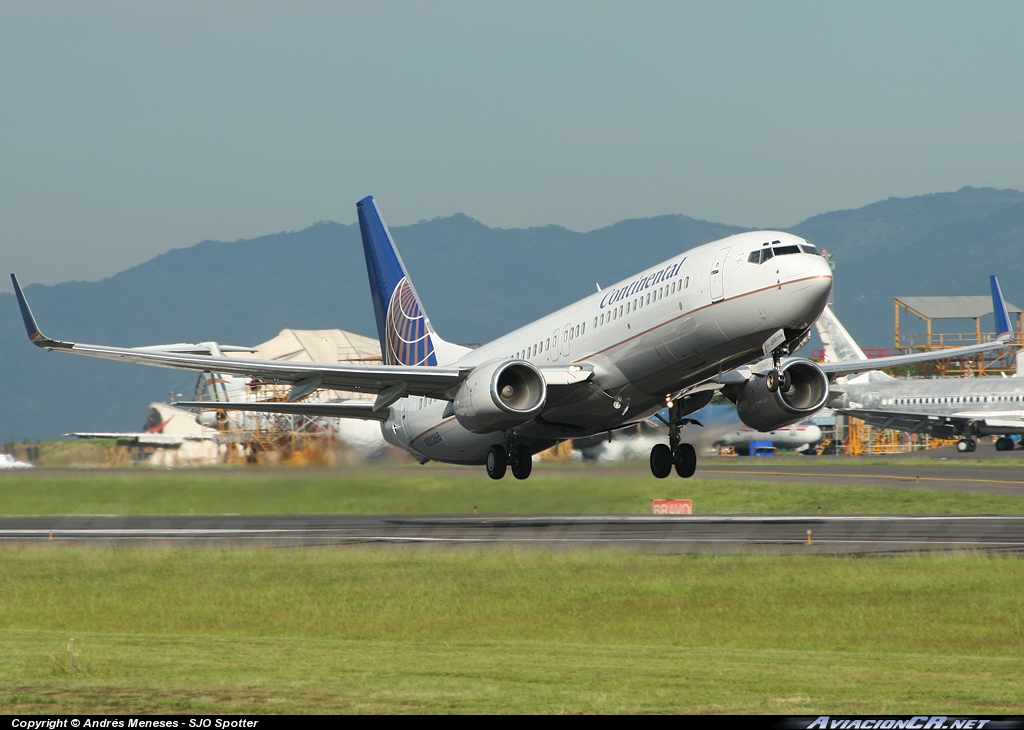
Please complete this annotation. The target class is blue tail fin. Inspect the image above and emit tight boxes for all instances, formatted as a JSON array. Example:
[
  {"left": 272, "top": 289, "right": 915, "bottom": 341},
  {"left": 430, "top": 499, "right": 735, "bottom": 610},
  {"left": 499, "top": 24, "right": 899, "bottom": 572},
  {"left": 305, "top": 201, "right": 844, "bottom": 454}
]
[
  {"left": 357, "top": 196, "right": 440, "bottom": 366},
  {"left": 990, "top": 275, "right": 1013, "bottom": 339}
]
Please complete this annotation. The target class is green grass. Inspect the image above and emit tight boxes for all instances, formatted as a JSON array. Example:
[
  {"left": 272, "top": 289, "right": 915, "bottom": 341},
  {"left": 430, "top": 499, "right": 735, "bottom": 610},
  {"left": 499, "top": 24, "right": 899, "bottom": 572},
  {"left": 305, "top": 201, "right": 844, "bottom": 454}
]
[
  {"left": 1, "top": 466, "right": 1023, "bottom": 515},
  {"left": 0, "top": 548, "right": 1021, "bottom": 713}
]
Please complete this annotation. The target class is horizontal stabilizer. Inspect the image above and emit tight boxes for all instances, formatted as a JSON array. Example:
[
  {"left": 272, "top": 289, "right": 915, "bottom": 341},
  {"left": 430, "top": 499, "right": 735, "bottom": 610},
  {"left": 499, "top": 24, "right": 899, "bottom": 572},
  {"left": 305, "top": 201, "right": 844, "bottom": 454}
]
[{"left": 173, "top": 400, "right": 390, "bottom": 421}]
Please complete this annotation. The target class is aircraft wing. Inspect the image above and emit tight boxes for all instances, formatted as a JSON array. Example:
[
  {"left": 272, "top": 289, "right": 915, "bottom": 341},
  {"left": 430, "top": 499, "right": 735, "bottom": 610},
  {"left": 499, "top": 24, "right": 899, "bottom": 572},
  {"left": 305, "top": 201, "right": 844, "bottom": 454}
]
[
  {"left": 171, "top": 400, "right": 391, "bottom": 421},
  {"left": 814, "top": 339, "right": 1008, "bottom": 379},
  {"left": 13, "top": 274, "right": 468, "bottom": 401},
  {"left": 835, "top": 407, "right": 1024, "bottom": 439},
  {"left": 833, "top": 408, "right": 966, "bottom": 439},
  {"left": 67, "top": 432, "right": 217, "bottom": 445},
  {"left": 13, "top": 275, "right": 591, "bottom": 404},
  {"left": 815, "top": 274, "right": 1013, "bottom": 379}
]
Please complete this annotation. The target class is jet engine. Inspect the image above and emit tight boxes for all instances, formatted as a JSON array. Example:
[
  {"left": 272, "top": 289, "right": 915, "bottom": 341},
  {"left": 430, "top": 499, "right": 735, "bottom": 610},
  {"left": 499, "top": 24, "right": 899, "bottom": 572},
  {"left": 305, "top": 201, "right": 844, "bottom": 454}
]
[
  {"left": 734, "top": 359, "right": 829, "bottom": 432},
  {"left": 452, "top": 359, "right": 547, "bottom": 434},
  {"left": 197, "top": 409, "right": 229, "bottom": 429}
]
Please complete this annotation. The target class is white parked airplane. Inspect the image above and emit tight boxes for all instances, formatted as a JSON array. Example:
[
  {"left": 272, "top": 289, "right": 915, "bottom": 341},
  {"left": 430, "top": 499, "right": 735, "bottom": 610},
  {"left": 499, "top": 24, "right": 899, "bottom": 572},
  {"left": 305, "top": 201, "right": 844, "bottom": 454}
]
[
  {"left": 12, "top": 197, "right": 1010, "bottom": 479},
  {"left": 816, "top": 284, "right": 1024, "bottom": 453}
]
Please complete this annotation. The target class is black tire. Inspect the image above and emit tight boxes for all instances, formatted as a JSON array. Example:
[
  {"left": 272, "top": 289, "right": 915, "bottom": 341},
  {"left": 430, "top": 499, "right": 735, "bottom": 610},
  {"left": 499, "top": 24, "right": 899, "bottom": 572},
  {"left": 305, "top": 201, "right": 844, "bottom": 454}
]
[
  {"left": 674, "top": 443, "right": 697, "bottom": 478},
  {"left": 765, "top": 370, "right": 779, "bottom": 393},
  {"left": 967, "top": 439, "right": 977, "bottom": 453},
  {"left": 486, "top": 444, "right": 507, "bottom": 480},
  {"left": 511, "top": 445, "right": 533, "bottom": 480},
  {"left": 956, "top": 439, "right": 970, "bottom": 453},
  {"left": 650, "top": 444, "right": 672, "bottom": 478},
  {"left": 777, "top": 369, "right": 791, "bottom": 393},
  {"left": 996, "top": 438, "right": 1009, "bottom": 452}
]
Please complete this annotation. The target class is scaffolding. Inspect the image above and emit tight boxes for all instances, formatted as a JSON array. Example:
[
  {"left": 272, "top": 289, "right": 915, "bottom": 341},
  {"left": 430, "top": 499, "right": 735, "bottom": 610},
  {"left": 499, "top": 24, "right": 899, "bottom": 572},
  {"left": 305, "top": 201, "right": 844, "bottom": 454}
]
[
  {"left": 894, "top": 295, "right": 1024, "bottom": 376},
  {"left": 189, "top": 328, "right": 382, "bottom": 466},
  {"left": 841, "top": 416, "right": 957, "bottom": 455}
]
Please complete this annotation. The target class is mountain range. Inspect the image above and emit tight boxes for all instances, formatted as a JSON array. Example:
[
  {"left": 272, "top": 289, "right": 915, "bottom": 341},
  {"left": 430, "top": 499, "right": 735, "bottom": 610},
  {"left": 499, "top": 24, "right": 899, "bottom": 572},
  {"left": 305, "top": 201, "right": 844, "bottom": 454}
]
[{"left": 3, "top": 186, "right": 1023, "bottom": 443}]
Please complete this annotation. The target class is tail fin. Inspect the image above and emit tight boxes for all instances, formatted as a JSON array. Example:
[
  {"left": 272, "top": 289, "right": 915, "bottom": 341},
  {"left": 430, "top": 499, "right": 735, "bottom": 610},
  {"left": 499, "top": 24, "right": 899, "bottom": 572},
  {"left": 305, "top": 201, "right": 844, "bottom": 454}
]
[
  {"left": 814, "top": 304, "right": 894, "bottom": 383},
  {"left": 814, "top": 304, "right": 869, "bottom": 363},
  {"left": 990, "top": 275, "right": 1013, "bottom": 340},
  {"left": 356, "top": 196, "right": 466, "bottom": 366}
]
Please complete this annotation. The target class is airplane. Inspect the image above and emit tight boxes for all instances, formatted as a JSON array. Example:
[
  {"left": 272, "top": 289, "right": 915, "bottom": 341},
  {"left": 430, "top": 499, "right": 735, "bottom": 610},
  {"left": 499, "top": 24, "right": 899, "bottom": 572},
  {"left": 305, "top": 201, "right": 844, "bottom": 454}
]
[
  {"left": 11, "top": 196, "right": 1012, "bottom": 479},
  {"left": 684, "top": 404, "right": 824, "bottom": 455},
  {"left": 815, "top": 282, "right": 1023, "bottom": 453},
  {"left": 576, "top": 404, "right": 824, "bottom": 460}
]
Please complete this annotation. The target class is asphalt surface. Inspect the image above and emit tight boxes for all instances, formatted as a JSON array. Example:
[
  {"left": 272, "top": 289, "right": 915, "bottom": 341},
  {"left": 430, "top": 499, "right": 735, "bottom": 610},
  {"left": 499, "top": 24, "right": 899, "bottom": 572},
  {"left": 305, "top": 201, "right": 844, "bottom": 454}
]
[
  {"left": 3, "top": 446, "right": 1022, "bottom": 554},
  {"left": 3, "top": 513, "right": 1024, "bottom": 555},
  {"left": 695, "top": 459, "right": 1024, "bottom": 495}
]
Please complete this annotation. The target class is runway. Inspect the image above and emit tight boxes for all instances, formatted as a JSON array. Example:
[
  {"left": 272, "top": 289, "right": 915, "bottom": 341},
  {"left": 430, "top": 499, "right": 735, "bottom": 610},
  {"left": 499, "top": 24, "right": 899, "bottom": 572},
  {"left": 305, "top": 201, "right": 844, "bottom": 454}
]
[
  {"left": 694, "top": 459, "right": 1024, "bottom": 495},
  {"left": 3, "top": 513, "right": 1024, "bottom": 555}
]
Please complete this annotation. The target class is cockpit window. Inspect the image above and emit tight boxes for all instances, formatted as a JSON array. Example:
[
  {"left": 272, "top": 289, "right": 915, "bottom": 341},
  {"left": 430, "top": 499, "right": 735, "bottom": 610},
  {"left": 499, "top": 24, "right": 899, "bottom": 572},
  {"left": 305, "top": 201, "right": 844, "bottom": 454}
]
[
  {"left": 750, "top": 241, "right": 823, "bottom": 264},
  {"left": 747, "top": 247, "right": 776, "bottom": 264}
]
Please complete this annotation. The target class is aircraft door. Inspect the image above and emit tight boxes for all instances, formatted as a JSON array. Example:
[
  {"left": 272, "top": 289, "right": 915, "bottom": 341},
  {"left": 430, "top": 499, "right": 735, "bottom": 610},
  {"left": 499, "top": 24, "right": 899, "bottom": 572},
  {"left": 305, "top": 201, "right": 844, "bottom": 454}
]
[{"left": 710, "top": 247, "right": 731, "bottom": 302}]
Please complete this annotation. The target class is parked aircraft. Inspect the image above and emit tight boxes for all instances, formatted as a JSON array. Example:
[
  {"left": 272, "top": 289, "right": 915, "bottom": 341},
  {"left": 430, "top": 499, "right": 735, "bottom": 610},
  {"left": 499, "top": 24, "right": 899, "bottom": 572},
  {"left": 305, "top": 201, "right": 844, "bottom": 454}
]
[
  {"left": 577, "top": 404, "right": 823, "bottom": 460},
  {"left": 815, "top": 284, "right": 1023, "bottom": 452},
  {"left": 683, "top": 404, "right": 823, "bottom": 455},
  {"left": 12, "top": 197, "right": 1010, "bottom": 479}
]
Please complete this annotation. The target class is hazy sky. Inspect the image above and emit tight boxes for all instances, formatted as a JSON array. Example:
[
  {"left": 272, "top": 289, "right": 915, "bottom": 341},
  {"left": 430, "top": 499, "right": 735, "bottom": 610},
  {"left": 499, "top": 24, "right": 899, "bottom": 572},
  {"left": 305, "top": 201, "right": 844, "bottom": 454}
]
[{"left": 3, "top": 1, "right": 1024, "bottom": 292}]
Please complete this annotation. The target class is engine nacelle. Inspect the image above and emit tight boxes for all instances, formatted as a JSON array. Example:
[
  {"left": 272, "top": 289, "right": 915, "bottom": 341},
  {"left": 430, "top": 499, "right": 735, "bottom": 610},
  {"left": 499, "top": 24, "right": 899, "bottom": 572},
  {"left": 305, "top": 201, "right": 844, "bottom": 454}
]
[
  {"left": 452, "top": 359, "right": 547, "bottom": 434},
  {"left": 197, "top": 409, "right": 229, "bottom": 429},
  {"left": 735, "top": 358, "right": 829, "bottom": 432}
]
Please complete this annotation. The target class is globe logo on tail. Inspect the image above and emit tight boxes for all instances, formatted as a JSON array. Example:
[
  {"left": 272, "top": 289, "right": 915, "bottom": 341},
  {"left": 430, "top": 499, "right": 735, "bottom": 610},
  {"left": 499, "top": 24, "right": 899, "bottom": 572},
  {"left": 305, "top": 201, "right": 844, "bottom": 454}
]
[{"left": 385, "top": 278, "right": 437, "bottom": 366}]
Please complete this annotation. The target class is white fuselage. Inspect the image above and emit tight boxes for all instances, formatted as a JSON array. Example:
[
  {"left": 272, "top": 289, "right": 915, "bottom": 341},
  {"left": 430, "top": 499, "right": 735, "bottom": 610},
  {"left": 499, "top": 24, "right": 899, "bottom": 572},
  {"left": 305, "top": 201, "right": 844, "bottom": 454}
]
[
  {"left": 383, "top": 231, "right": 833, "bottom": 464},
  {"left": 834, "top": 376, "right": 1024, "bottom": 437}
]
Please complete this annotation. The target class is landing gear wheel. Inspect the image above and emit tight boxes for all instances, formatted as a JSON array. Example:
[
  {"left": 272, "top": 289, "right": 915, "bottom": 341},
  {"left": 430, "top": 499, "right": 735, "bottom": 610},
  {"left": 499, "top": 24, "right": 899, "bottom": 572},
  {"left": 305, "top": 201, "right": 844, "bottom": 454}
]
[
  {"left": 486, "top": 445, "right": 507, "bottom": 480},
  {"left": 996, "top": 437, "right": 1010, "bottom": 452},
  {"left": 777, "top": 369, "right": 791, "bottom": 393},
  {"left": 765, "top": 369, "right": 780, "bottom": 393},
  {"left": 650, "top": 443, "right": 673, "bottom": 479},
  {"left": 511, "top": 445, "right": 533, "bottom": 480},
  {"left": 956, "top": 438, "right": 976, "bottom": 453},
  {"left": 674, "top": 443, "right": 697, "bottom": 478}
]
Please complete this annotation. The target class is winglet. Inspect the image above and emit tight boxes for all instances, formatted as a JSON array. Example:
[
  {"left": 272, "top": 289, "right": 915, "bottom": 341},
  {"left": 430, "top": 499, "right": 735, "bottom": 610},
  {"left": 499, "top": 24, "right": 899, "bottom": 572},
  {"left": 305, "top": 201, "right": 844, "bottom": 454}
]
[
  {"left": 991, "top": 275, "right": 1013, "bottom": 341},
  {"left": 10, "top": 274, "right": 73, "bottom": 350}
]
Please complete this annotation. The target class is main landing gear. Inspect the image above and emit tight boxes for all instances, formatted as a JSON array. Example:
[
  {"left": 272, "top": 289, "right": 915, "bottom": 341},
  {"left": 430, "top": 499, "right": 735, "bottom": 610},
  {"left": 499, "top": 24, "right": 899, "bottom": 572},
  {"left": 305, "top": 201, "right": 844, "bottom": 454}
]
[
  {"left": 649, "top": 401, "right": 700, "bottom": 479},
  {"left": 956, "top": 437, "right": 977, "bottom": 453},
  {"left": 486, "top": 432, "right": 532, "bottom": 480}
]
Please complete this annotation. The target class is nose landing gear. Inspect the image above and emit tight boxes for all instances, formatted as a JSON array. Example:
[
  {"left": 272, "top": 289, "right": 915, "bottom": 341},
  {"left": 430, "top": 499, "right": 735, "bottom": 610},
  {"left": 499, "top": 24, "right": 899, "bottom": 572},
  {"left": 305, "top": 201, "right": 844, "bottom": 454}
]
[{"left": 649, "top": 401, "right": 702, "bottom": 479}]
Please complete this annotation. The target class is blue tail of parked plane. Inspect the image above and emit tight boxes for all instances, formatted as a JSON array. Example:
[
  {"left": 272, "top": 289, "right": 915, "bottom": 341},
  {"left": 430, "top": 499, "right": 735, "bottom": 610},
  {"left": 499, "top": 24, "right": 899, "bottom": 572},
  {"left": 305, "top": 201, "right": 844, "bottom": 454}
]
[
  {"left": 357, "top": 196, "right": 465, "bottom": 366},
  {"left": 991, "top": 275, "right": 1013, "bottom": 339}
]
